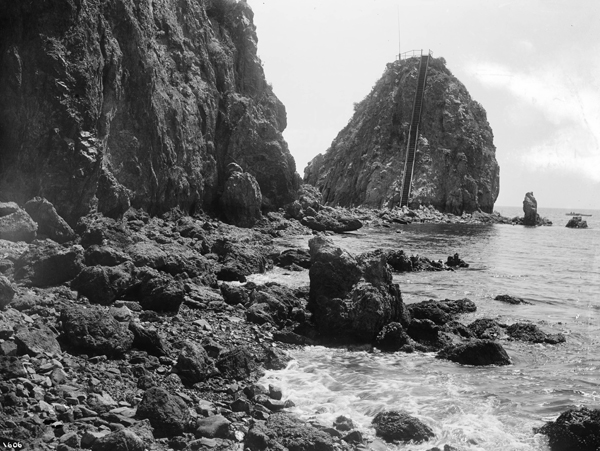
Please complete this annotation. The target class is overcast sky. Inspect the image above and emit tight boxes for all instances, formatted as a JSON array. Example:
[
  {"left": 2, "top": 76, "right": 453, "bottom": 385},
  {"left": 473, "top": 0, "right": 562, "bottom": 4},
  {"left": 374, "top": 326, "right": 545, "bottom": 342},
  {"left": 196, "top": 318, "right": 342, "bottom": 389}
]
[{"left": 246, "top": 0, "right": 600, "bottom": 209}]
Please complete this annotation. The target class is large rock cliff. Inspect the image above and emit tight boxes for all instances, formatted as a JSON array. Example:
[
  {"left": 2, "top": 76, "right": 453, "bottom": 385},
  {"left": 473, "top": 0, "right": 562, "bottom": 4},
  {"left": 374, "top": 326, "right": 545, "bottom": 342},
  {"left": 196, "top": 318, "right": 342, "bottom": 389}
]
[
  {"left": 304, "top": 57, "right": 499, "bottom": 214},
  {"left": 0, "top": 0, "right": 299, "bottom": 223}
]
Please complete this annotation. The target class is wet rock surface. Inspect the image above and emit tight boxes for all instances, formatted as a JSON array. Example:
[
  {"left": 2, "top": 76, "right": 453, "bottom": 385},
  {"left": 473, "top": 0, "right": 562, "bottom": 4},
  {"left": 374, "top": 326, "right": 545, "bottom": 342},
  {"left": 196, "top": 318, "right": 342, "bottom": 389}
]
[
  {"left": 372, "top": 410, "right": 435, "bottom": 443},
  {"left": 537, "top": 407, "right": 600, "bottom": 451}
]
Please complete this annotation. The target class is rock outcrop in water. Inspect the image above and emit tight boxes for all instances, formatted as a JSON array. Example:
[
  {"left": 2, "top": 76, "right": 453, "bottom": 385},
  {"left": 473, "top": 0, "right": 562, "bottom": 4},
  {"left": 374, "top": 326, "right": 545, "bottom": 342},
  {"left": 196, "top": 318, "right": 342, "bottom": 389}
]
[
  {"left": 523, "top": 192, "right": 538, "bottom": 226},
  {"left": 0, "top": 0, "right": 299, "bottom": 224},
  {"left": 304, "top": 56, "right": 499, "bottom": 214},
  {"left": 566, "top": 216, "right": 588, "bottom": 229}
]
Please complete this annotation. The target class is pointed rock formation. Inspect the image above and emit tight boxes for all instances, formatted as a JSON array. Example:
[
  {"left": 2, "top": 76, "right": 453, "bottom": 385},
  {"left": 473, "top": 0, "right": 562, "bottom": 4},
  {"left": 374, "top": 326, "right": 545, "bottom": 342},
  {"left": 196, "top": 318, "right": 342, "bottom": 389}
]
[{"left": 304, "top": 57, "right": 499, "bottom": 214}]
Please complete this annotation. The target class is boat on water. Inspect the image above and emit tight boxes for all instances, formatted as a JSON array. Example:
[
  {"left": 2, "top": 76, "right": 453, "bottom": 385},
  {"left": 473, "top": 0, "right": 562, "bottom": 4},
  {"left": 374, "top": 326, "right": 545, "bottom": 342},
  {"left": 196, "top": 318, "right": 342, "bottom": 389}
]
[{"left": 566, "top": 212, "right": 592, "bottom": 216}]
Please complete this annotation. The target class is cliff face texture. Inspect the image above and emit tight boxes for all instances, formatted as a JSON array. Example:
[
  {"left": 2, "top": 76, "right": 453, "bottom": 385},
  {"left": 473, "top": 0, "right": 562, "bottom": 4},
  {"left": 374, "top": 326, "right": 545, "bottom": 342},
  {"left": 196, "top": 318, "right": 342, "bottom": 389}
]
[
  {"left": 0, "top": 0, "right": 298, "bottom": 223},
  {"left": 304, "top": 57, "right": 499, "bottom": 214}
]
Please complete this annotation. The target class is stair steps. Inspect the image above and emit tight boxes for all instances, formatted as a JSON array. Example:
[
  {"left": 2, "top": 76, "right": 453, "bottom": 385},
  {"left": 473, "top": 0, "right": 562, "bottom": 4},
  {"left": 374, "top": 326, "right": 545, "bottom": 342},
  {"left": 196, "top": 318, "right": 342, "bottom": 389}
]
[{"left": 400, "top": 53, "right": 430, "bottom": 207}]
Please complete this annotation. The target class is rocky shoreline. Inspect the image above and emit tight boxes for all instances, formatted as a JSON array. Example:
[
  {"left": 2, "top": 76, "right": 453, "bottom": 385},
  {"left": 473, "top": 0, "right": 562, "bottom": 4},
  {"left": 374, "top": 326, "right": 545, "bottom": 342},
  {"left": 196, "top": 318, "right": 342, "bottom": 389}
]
[{"left": 0, "top": 197, "right": 591, "bottom": 451}]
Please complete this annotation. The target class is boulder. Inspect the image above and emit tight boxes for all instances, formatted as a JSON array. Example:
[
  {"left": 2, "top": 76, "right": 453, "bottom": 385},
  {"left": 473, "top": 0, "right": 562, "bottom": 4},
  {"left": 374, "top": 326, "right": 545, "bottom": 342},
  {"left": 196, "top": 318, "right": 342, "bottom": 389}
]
[
  {"left": 273, "top": 248, "right": 312, "bottom": 269},
  {"left": 131, "top": 269, "right": 186, "bottom": 312},
  {"left": 60, "top": 305, "right": 134, "bottom": 357},
  {"left": 220, "top": 283, "right": 250, "bottom": 306},
  {"left": 0, "top": 356, "right": 27, "bottom": 379},
  {"left": 216, "top": 346, "right": 256, "bottom": 380},
  {"left": 129, "top": 322, "right": 169, "bottom": 356},
  {"left": 220, "top": 170, "right": 263, "bottom": 228},
  {"left": 0, "top": 209, "right": 37, "bottom": 242},
  {"left": 523, "top": 192, "right": 538, "bottom": 226},
  {"left": 84, "top": 245, "right": 131, "bottom": 266},
  {"left": 24, "top": 197, "right": 76, "bottom": 243},
  {"left": 301, "top": 213, "right": 363, "bottom": 233},
  {"left": 245, "top": 412, "right": 335, "bottom": 451},
  {"left": 308, "top": 237, "right": 409, "bottom": 342},
  {"left": 14, "top": 240, "right": 84, "bottom": 287},
  {"left": 174, "top": 340, "right": 217, "bottom": 385},
  {"left": 136, "top": 387, "right": 190, "bottom": 437},
  {"left": 212, "top": 240, "right": 268, "bottom": 282},
  {"left": 0, "top": 275, "right": 16, "bottom": 309},
  {"left": 14, "top": 325, "right": 61, "bottom": 356},
  {"left": 566, "top": 217, "right": 588, "bottom": 229},
  {"left": 91, "top": 429, "right": 145, "bottom": 451},
  {"left": 308, "top": 236, "right": 362, "bottom": 303},
  {"left": 71, "top": 262, "right": 135, "bottom": 305},
  {"left": 372, "top": 410, "right": 435, "bottom": 443},
  {"left": 195, "top": 414, "right": 230, "bottom": 439},
  {"left": 437, "top": 339, "right": 511, "bottom": 366},
  {"left": 537, "top": 407, "right": 600, "bottom": 451}
]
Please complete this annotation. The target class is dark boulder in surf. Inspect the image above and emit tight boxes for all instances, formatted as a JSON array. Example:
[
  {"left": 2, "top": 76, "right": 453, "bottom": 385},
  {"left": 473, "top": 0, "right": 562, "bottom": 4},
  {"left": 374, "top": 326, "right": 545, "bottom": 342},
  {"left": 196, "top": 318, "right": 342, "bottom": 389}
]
[
  {"left": 566, "top": 216, "right": 588, "bottom": 229},
  {"left": 372, "top": 410, "right": 434, "bottom": 443},
  {"left": 537, "top": 407, "right": 600, "bottom": 451},
  {"left": 307, "top": 236, "right": 410, "bottom": 343},
  {"left": 494, "top": 294, "right": 530, "bottom": 305},
  {"left": 437, "top": 339, "right": 511, "bottom": 366}
]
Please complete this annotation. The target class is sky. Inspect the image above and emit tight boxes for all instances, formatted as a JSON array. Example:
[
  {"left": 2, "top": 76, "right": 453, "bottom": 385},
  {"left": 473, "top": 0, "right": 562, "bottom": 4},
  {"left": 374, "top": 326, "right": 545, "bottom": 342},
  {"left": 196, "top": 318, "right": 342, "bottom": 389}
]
[{"left": 246, "top": 0, "right": 600, "bottom": 209}]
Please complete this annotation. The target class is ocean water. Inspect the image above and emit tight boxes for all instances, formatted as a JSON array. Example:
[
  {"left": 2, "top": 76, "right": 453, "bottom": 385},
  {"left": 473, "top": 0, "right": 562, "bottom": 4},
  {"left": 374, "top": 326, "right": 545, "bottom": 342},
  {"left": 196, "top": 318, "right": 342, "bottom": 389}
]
[{"left": 253, "top": 207, "right": 600, "bottom": 450}]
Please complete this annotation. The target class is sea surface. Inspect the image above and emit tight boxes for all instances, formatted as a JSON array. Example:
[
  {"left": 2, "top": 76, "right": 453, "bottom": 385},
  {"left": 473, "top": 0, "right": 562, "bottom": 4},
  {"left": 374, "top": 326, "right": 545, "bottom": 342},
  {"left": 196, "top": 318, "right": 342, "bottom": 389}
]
[{"left": 252, "top": 206, "right": 600, "bottom": 450}]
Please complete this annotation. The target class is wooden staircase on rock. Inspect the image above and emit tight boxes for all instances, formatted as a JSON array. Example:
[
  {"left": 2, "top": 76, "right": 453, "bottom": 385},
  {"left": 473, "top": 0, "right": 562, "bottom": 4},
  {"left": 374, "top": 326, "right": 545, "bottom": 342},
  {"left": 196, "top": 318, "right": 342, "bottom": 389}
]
[{"left": 400, "top": 52, "right": 431, "bottom": 207}]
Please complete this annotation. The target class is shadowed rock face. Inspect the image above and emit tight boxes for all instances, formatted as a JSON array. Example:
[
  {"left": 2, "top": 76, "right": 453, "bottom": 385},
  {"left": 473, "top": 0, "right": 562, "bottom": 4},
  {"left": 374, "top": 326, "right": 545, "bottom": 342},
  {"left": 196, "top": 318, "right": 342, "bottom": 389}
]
[
  {"left": 304, "top": 57, "right": 499, "bottom": 214},
  {"left": 0, "top": 0, "right": 298, "bottom": 224}
]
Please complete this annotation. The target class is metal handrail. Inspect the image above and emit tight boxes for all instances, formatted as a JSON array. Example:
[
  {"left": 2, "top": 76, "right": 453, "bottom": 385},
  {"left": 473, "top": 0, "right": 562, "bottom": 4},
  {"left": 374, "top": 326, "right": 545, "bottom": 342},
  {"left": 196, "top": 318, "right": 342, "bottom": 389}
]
[{"left": 397, "top": 49, "right": 434, "bottom": 61}]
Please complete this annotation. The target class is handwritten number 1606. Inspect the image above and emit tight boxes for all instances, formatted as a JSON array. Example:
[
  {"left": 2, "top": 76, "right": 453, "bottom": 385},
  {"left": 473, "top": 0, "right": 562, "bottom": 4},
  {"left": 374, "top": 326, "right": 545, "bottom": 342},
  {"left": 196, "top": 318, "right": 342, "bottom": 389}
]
[{"left": 2, "top": 442, "right": 23, "bottom": 449}]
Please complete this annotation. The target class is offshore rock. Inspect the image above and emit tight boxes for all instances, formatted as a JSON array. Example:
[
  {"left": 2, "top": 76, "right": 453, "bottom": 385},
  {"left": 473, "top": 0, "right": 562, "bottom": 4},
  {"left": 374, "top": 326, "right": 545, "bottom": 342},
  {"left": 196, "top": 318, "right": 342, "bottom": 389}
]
[
  {"left": 566, "top": 217, "right": 588, "bottom": 229},
  {"left": 305, "top": 57, "right": 499, "bottom": 213},
  {"left": 0, "top": 0, "right": 298, "bottom": 223},
  {"left": 523, "top": 192, "right": 538, "bottom": 226}
]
